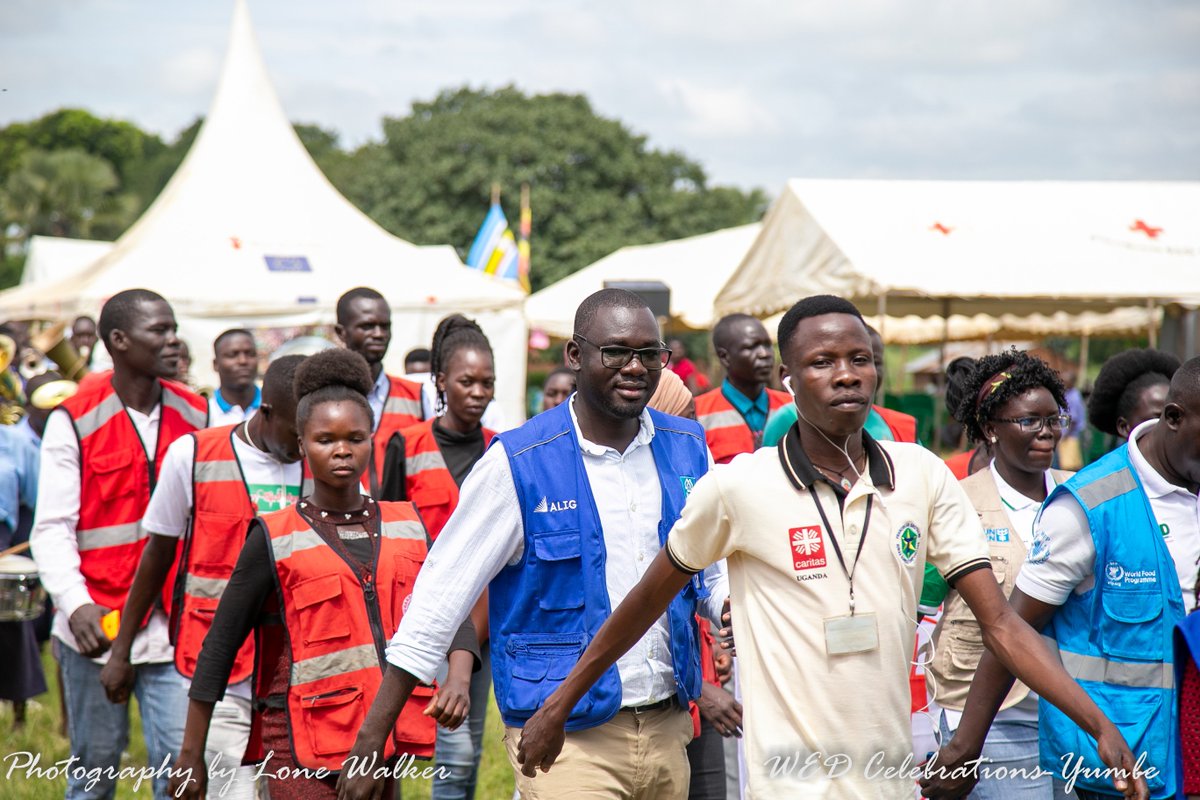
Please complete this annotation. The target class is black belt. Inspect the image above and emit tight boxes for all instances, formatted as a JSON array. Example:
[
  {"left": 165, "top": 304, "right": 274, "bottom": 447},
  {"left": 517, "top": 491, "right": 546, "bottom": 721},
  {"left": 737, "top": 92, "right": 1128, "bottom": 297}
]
[{"left": 620, "top": 698, "right": 674, "bottom": 715}]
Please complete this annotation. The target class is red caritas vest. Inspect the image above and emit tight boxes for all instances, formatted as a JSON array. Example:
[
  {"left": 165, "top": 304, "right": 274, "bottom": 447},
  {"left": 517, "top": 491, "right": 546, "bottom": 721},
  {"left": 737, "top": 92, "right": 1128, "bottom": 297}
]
[
  {"left": 400, "top": 419, "right": 494, "bottom": 541},
  {"left": 695, "top": 386, "right": 792, "bottom": 464},
  {"left": 263, "top": 501, "right": 435, "bottom": 770},
  {"left": 366, "top": 374, "right": 424, "bottom": 495},
  {"left": 61, "top": 376, "right": 207, "bottom": 615},
  {"left": 172, "top": 425, "right": 261, "bottom": 684}
]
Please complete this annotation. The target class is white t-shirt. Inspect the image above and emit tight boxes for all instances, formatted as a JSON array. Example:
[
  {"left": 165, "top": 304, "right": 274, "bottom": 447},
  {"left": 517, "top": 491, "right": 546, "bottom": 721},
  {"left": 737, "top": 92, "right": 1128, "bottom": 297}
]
[
  {"left": 207, "top": 396, "right": 255, "bottom": 428},
  {"left": 142, "top": 425, "right": 301, "bottom": 699},
  {"left": 667, "top": 441, "right": 989, "bottom": 799},
  {"left": 1017, "top": 419, "right": 1200, "bottom": 612}
]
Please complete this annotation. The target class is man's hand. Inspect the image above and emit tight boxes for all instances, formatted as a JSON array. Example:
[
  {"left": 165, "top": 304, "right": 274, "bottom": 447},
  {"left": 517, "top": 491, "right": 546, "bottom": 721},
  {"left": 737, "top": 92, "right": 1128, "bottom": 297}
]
[
  {"left": 169, "top": 750, "right": 207, "bottom": 800},
  {"left": 335, "top": 740, "right": 387, "bottom": 800},
  {"left": 713, "top": 651, "right": 733, "bottom": 684},
  {"left": 516, "top": 704, "right": 569, "bottom": 778},
  {"left": 919, "top": 735, "right": 982, "bottom": 799},
  {"left": 98, "top": 650, "right": 135, "bottom": 704},
  {"left": 718, "top": 596, "right": 736, "bottom": 657},
  {"left": 696, "top": 682, "right": 742, "bottom": 738},
  {"left": 1095, "top": 722, "right": 1149, "bottom": 799},
  {"left": 425, "top": 679, "right": 470, "bottom": 730},
  {"left": 69, "top": 604, "right": 111, "bottom": 658}
]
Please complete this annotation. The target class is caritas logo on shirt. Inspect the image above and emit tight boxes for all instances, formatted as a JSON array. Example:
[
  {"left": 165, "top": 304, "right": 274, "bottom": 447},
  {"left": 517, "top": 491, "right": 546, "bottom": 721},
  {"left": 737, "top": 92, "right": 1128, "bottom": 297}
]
[{"left": 789, "top": 526, "right": 828, "bottom": 571}]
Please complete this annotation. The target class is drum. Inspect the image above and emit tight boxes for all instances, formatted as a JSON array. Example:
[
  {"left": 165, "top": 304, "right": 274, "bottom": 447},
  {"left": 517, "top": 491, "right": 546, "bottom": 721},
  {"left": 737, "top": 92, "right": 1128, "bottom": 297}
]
[{"left": 0, "top": 554, "right": 45, "bottom": 622}]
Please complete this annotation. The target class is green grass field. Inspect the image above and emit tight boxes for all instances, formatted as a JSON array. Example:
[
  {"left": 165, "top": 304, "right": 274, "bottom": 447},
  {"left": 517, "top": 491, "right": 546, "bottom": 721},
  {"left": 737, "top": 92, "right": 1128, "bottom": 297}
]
[{"left": 0, "top": 650, "right": 514, "bottom": 799}]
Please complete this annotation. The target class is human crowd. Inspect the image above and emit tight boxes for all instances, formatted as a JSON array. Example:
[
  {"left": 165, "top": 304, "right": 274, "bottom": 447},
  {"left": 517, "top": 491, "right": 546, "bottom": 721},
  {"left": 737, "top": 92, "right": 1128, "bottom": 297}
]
[{"left": 0, "top": 285, "right": 1198, "bottom": 800}]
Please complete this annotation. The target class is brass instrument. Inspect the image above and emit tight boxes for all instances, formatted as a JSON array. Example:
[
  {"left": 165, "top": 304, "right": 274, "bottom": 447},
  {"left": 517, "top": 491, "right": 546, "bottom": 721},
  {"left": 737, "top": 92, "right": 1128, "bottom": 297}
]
[
  {"left": 0, "top": 334, "right": 24, "bottom": 424},
  {"left": 30, "top": 322, "right": 89, "bottom": 382},
  {"left": 30, "top": 379, "right": 79, "bottom": 409}
]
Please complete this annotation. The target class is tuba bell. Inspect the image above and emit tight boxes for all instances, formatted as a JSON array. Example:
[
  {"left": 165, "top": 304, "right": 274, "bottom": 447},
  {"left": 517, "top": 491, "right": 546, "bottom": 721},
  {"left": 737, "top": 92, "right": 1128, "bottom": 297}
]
[{"left": 30, "top": 322, "right": 89, "bottom": 382}]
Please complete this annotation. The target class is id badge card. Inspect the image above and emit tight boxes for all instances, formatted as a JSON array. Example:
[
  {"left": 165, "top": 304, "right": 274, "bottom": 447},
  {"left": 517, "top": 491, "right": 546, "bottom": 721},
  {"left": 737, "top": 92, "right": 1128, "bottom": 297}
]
[{"left": 823, "top": 612, "right": 879, "bottom": 655}]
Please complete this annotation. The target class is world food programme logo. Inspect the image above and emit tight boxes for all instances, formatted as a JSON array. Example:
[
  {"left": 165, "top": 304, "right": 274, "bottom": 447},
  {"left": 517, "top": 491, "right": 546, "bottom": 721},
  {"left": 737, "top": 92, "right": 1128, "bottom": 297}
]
[
  {"left": 895, "top": 523, "right": 920, "bottom": 565},
  {"left": 1105, "top": 561, "right": 1125, "bottom": 585},
  {"left": 680, "top": 476, "right": 696, "bottom": 496}
]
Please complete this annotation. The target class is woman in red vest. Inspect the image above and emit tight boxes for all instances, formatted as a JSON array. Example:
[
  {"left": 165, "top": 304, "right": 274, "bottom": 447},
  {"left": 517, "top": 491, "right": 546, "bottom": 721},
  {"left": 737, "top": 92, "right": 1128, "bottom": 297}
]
[
  {"left": 389, "top": 314, "right": 496, "bottom": 800},
  {"left": 171, "top": 349, "right": 478, "bottom": 800}
]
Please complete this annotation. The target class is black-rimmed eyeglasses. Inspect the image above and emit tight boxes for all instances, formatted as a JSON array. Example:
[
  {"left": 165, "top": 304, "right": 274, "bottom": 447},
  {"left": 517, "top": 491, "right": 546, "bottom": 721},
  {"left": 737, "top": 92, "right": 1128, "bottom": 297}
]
[
  {"left": 993, "top": 414, "right": 1072, "bottom": 434},
  {"left": 572, "top": 334, "right": 671, "bottom": 371}
]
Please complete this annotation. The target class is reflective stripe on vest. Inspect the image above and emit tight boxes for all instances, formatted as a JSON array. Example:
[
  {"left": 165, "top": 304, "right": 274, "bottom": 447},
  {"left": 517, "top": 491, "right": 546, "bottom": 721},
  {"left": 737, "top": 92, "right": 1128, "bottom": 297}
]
[
  {"left": 1045, "top": 636, "right": 1175, "bottom": 690},
  {"left": 72, "top": 392, "right": 126, "bottom": 439},
  {"left": 384, "top": 396, "right": 422, "bottom": 419},
  {"left": 696, "top": 409, "right": 744, "bottom": 430},
  {"left": 369, "top": 375, "right": 425, "bottom": 496},
  {"left": 263, "top": 501, "right": 436, "bottom": 768},
  {"left": 695, "top": 387, "right": 791, "bottom": 465},
  {"left": 77, "top": 521, "right": 142, "bottom": 551}
]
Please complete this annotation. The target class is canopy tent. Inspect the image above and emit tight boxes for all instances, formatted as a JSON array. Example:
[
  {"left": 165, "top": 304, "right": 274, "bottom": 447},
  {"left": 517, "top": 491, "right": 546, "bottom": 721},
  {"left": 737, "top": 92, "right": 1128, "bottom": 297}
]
[
  {"left": 21, "top": 236, "right": 114, "bottom": 286},
  {"left": 716, "top": 179, "right": 1200, "bottom": 322},
  {"left": 763, "top": 307, "right": 1161, "bottom": 346},
  {"left": 0, "top": 0, "right": 528, "bottom": 422},
  {"left": 525, "top": 224, "right": 761, "bottom": 338}
]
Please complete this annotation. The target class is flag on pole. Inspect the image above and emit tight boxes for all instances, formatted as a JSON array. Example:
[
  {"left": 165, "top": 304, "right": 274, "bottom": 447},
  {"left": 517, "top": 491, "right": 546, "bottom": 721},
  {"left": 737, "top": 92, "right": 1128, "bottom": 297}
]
[
  {"left": 517, "top": 183, "right": 531, "bottom": 293},
  {"left": 466, "top": 192, "right": 520, "bottom": 284}
]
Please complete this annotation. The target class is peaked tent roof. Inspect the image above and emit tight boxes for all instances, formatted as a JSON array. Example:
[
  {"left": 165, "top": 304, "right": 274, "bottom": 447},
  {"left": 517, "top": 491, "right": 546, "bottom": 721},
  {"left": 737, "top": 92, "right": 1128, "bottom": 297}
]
[
  {"left": 525, "top": 224, "right": 761, "bottom": 338},
  {"left": 715, "top": 179, "right": 1200, "bottom": 320},
  {"left": 0, "top": 0, "right": 524, "bottom": 320}
]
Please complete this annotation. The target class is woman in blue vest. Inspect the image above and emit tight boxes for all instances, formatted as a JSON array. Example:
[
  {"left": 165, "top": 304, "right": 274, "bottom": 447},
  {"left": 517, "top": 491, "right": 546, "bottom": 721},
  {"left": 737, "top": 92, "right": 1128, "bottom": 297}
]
[{"left": 928, "top": 350, "right": 1071, "bottom": 799}]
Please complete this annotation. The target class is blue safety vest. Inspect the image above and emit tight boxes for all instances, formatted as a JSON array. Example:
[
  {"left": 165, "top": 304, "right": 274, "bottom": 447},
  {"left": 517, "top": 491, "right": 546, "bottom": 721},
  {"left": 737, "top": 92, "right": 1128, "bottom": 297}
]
[
  {"left": 489, "top": 400, "right": 709, "bottom": 730},
  {"left": 1039, "top": 444, "right": 1184, "bottom": 798}
]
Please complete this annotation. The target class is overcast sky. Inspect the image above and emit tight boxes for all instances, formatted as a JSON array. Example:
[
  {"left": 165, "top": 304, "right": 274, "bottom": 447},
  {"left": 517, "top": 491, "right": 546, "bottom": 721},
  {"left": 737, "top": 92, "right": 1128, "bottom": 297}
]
[{"left": 2, "top": 0, "right": 1197, "bottom": 191}]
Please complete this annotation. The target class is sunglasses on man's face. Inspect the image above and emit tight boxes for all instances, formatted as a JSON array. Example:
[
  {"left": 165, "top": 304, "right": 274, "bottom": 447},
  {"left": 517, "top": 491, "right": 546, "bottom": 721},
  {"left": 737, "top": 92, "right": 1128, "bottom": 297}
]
[{"left": 572, "top": 334, "right": 671, "bottom": 371}]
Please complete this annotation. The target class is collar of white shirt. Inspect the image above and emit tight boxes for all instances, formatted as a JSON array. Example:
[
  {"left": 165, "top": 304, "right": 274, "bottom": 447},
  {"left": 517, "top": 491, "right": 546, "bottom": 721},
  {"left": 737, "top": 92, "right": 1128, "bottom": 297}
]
[
  {"left": 989, "top": 459, "right": 1057, "bottom": 511},
  {"left": 1127, "top": 418, "right": 1192, "bottom": 500},
  {"left": 568, "top": 395, "right": 655, "bottom": 458}
]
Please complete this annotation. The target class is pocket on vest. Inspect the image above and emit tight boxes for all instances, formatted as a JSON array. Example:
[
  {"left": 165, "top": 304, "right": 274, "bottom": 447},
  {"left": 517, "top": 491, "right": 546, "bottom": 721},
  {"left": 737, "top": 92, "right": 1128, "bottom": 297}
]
[
  {"left": 1052, "top": 684, "right": 1167, "bottom": 794},
  {"left": 91, "top": 447, "right": 142, "bottom": 499},
  {"left": 504, "top": 633, "right": 592, "bottom": 715},
  {"left": 298, "top": 685, "right": 365, "bottom": 758},
  {"left": 390, "top": 550, "right": 426, "bottom": 624},
  {"left": 532, "top": 530, "right": 584, "bottom": 611},
  {"left": 1099, "top": 588, "right": 1163, "bottom": 660},
  {"left": 291, "top": 574, "right": 352, "bottom": 645}
]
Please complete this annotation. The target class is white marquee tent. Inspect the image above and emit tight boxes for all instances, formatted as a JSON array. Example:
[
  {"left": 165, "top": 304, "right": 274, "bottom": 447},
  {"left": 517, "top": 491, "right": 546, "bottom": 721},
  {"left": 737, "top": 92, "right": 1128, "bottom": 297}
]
[
  {"left": 0, "top": 0, "right": 528, "bottom": 422},
  {"left": 716, "top": 179, "right": 1200, "bottom": 322},
  {"left": 21, "top": 236, "right": 114, "bottom": 286},
  {"left": 525, "top": 224, "right": 761, "bottom": 338}
]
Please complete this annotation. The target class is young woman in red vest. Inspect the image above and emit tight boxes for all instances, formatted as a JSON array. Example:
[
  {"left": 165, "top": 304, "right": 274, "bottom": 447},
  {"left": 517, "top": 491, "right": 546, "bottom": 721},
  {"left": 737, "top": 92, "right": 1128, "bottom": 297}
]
[
  {"left": 386, "top": 314, "right": 495, "bottom": 800},
  {"left": 171, "top": 349, "right": 478, "bottom": 800}
]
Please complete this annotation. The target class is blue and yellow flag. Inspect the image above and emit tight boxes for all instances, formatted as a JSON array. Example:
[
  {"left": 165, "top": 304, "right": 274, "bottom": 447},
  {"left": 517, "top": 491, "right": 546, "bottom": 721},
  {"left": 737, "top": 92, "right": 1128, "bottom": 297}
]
[{"left": 466, "top": 203, "right": 519, "bottom": 283}]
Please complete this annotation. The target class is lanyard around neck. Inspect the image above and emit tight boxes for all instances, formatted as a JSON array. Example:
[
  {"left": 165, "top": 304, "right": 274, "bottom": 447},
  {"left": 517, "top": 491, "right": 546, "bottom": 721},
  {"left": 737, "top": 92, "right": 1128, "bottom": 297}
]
[{"left": 808, "top": 486, "right": 874, "bottom": 615}]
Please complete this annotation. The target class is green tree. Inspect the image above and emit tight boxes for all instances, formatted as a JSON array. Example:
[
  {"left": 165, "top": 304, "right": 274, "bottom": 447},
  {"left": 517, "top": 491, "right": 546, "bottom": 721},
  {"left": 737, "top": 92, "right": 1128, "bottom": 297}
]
[
  {"left": 1, "top": 148, "right": 137, "bottom": 242},
  {"left": 0, "top": 108, "right": 166, "bottom": 186},
  {"left": 330, "top": 86, "right": 767, "bottom": 290}
]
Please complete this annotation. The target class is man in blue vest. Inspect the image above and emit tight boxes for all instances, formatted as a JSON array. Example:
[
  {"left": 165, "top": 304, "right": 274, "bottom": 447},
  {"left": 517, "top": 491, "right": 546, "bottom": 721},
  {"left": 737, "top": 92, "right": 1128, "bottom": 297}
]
[
  {"left": 337, "top": 288, "right": 726, "bottom": 800},
  {"left": 922, "top": 356, "right": 1200, "bottom": 800}
]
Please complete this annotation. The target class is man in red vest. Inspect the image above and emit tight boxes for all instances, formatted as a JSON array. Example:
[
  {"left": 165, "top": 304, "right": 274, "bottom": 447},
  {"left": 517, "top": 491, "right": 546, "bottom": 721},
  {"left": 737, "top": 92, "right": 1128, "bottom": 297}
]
[
  {"left": 30, "top": 289, "right": 208, "bottom": 800},
  {"left": 694, "top": 314, "right": 792, "bottom": 464},
  {"left": 99, "top": 355, "right": 305, "bottom": 800},
  {"left": 334, "top": 287, "right": 424, "bottom": 496}
]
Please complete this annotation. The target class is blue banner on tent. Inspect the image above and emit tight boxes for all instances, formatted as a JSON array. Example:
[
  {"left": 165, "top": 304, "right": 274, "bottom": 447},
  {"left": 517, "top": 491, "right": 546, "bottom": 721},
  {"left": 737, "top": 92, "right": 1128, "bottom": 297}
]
[{"left": 264, "top": 255, "right": 311, "bottom": 272}]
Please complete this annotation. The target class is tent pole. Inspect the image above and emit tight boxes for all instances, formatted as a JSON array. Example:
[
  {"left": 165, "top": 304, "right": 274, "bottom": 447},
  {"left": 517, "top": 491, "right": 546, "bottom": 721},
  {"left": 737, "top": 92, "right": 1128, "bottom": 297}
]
[
  {"left": 877, "top": 294, "right": 888, "bottom": 405},
  {"left": 939, "top": 299, "right": 951, "bottom": 377},
  {"left": 1147, "top": 299, "right": 1158, "bottom": 348}
]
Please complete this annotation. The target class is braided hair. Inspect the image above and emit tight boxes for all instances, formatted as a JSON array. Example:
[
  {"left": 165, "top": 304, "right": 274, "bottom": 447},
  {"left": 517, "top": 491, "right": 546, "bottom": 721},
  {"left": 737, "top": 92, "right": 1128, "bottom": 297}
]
[
  {"left": 956, "top": 349, "right": 1067, "bottom": 444},
  {"left": 1087, "top": 348, "right": 1180, "bottom": 436},
  {"left": 293, "top": 349, "right": 374, "bottom": 432},
  {"left": 429, "top": 314, "right": 493, "bottom": 415}
]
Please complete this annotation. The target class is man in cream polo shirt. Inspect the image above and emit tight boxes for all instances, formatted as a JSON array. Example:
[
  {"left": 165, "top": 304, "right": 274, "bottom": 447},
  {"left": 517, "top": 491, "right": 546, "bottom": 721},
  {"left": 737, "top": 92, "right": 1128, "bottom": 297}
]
[{"left": 516, "top": 295, "right": 1148, "bottom": 800}]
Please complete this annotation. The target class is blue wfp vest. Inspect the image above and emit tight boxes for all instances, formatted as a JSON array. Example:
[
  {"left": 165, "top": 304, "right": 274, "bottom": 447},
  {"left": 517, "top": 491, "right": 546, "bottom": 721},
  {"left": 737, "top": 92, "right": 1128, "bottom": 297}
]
[
  {"left": 1039, "top": 444, "right": 1185, "bottom": 798},
  {"left": 489, "top": 401, "right": 709, "bottom": 730}
]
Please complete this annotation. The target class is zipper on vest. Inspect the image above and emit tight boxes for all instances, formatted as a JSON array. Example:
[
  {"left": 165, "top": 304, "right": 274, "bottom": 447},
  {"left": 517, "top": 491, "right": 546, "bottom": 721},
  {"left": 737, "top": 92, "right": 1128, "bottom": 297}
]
[
  {"left": 360, "top": 568, "right": 388, "bottom": 665},
  {"left": 303, "top": 686, "right": 358, "bottom": 705}
]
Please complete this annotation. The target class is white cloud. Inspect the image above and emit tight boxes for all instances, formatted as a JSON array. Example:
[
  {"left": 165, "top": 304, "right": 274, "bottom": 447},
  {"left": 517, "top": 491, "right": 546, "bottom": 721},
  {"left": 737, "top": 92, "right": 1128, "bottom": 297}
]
[{"left": 656, "top": 79, "right": 781, "bottom": 139}]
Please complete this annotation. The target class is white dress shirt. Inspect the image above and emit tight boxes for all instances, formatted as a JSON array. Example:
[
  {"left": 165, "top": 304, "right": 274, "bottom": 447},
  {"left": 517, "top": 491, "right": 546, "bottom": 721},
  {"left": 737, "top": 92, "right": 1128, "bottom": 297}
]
[
  {"left": 386, "top": 396, "right": 727, "bottom": 706},
  {"left": 30, "top": 405, "right": 173, "bottom": 664}
]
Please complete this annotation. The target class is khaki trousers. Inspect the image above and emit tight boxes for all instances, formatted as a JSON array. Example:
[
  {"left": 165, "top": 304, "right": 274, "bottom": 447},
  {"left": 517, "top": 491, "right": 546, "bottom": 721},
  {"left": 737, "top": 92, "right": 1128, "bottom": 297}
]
[{"left": 504, "top": 706, "right": 693, "bottom": 799}]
